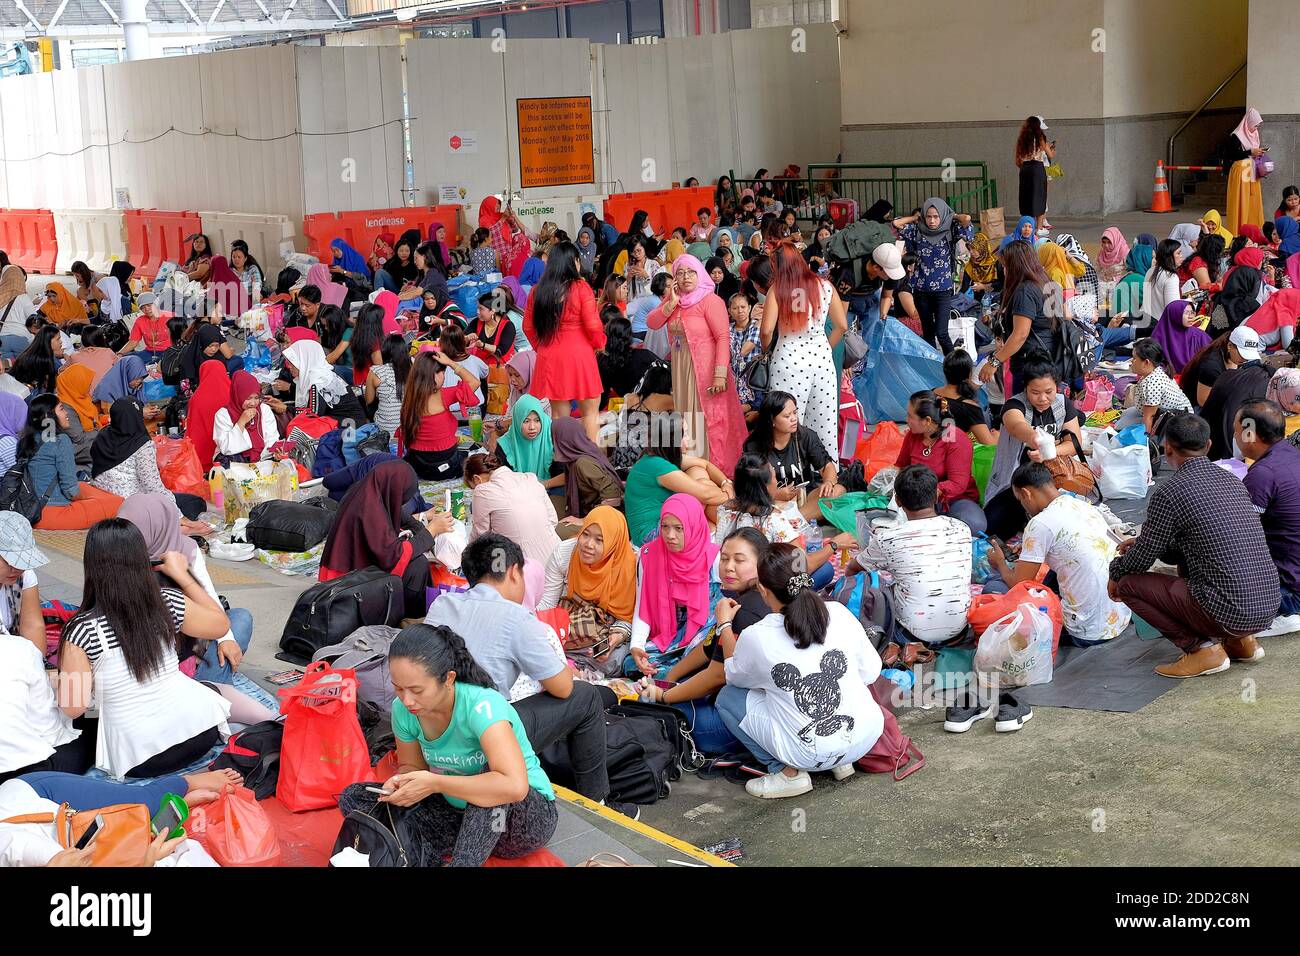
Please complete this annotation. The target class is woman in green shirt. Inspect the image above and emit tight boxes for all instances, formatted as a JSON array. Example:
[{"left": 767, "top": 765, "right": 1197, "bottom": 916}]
[
  {"left": 337, "top": 624, "right": 557, "bottom": 867},
  {"left": 623, "top": 420, "right": 731, "bottom": 546}
]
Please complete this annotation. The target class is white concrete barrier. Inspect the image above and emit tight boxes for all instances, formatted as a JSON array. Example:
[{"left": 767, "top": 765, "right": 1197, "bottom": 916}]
[
  {"left": 53, "top": 208, "right": 128, "bottom": 274},
  {"left": 199, "top": 212, "right": 299, "bottom": 276},
  {"left": 508, "top": 196, "right": 607, "bottom": 243}
]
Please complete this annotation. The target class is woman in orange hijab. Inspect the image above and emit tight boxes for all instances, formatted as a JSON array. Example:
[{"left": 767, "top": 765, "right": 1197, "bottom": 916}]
[
  {"left": 39, "top": 283, "right": 87, "bottom": 325},
  {"left": 56, "top": 364, "right": 99, "bottom": 431},
  {"left": 565, "top": 505, "right": 638, "bottom": 622}
]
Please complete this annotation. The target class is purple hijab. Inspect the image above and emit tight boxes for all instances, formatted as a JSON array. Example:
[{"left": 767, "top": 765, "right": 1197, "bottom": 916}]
[
  {"left": 550, "top": 417, "right": 623, "bottom": 519},
  {"left": 1152, "top": 300, "right": 1211, "bottom": 374},
  {"left": 0, "top": 392, "right": 26, "bottom": 442}
]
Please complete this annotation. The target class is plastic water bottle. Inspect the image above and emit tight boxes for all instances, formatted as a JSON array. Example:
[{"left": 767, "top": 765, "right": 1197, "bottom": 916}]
[{"left": 208, "top": 468, "right": 224, "bottom": 511}]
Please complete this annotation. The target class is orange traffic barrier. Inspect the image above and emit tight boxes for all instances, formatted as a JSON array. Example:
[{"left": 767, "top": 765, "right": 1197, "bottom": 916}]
[
  {"left": 1148, "top": 161, "right": 1173, "bottom": 214},
  {"left": 602, "top": 187, "right": 716, "bottom": 236},
  {"left": 302, "top": 206, "right": 463, "bottom": 263},
  {"left": 124, "top": 209, "right": 201, "bottom": 281},
  {"left": 0, "top": 208, "right": 58, "bottom": 273}
]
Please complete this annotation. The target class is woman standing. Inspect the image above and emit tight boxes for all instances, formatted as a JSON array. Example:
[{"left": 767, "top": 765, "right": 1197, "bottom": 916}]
[
  {"left": 1223, "top": 107, "right": 1267, "bottom": 234},
  {"left": 894, "top": 198, "right": 974, "bottom": 353},
  {"left": 523, "top": 243, "right": 605, "bottom": 442},
  {"left": 646, "top": 255, "right": 745, "bottom": 476},
  {"left": 981, "top": 240, "right": 1058, "bottom": 394},
  {"left": 761, "top": 242, "right": 845, "bottom": 461},
  {"left": 1015, "top": 116, "right": 1055, "bottom": 235}
]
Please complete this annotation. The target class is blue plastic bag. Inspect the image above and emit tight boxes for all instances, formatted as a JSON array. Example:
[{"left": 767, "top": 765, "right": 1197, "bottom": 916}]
[
  {"left": 971, "top": 534, "right": 998, "bottom": 584},
  {"left": 140, "top": 378, "right": 176, "bottom": 403},
  {"left": 1116, "top": 424, "right": 1147, "bottom": 447},
  {"left": 242, "top": 337, "right": 272, "bottom": 372},
  {"left": 852, "top": 314, "right": 944, "bottom": 423}
]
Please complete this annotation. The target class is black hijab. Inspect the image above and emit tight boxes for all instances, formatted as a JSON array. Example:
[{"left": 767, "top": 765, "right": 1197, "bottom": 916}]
[
  {"left": 182, "top": 322, "right": 226, "bottom": 385},
  {"left": 864, "top": 199, "right": 894, "bottom": 223},
  {"left": 705, "top": 256, "right": 740, "bottom": 304},
  {"left": 1216, "top": 267, "right": 1262, "bottom": 329},
  {"left": 90, "top": 398, "right": 150, "bottom": 477}
]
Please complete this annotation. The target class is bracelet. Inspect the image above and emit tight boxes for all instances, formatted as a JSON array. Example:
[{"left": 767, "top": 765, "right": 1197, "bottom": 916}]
[{"left": 718, "top": 620, "right": 734, "bottom": 631}]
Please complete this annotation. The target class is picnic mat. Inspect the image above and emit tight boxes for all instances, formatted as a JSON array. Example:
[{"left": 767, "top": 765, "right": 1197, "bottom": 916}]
[
  {"left": 35, "top": 530, "right": 263, "bottom": 586},
  {"left": 1014, "top": 627, "right": 1182, "bottom": 713}
]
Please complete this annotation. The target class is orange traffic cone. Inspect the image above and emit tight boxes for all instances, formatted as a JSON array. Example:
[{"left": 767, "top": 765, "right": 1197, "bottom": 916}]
[{"left": 1148, "top": 160, "right": 1173, "bottom": 213}]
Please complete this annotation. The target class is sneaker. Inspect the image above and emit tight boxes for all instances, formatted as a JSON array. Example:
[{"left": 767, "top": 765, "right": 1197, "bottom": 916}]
[
  {"left": 1253, "top": 614, "right": 1300, "bottom": 638},
  {"left": 603, "top": 800, "right": 641, "bottom": 821},
  {"left": 994, "top": 693, "right": 1033, "bottom": 733},
  {"left": 1222, "top": 635, "right": 1265, "bottom": 662},
  {"left": 745, "top": 769, "right": 813, "bottom": 799},
  {"left": 830, "top": 764, "right": 855, "bottom": 781},
  {"left": 1154, "top": 643, "right": 1230, "bottom": 679},
  {"left": 943, "top": 700, "right": 996, "bottom": 733}
]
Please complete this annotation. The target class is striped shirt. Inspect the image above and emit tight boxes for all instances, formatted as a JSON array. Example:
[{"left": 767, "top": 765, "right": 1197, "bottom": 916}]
[{"left": 64, "top": 589, "right": 186, "bottom": 666}]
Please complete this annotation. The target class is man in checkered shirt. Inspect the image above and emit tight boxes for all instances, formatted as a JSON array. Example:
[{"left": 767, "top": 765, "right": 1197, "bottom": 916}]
[{"left": 1108, "top": 413, "right": 1278, "bottom": 679}]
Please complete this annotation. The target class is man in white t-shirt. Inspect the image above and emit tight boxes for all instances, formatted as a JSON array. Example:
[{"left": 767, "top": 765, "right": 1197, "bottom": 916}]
[
  {"left": 849, "top": 464, "right": 972, "bottom": 645},
  {"left": 987, "top": 462, "right": 1131, "bottom": 645}
]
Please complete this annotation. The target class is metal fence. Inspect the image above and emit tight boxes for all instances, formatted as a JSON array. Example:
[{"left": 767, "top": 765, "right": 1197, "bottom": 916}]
[{"left": 730, "top": 162, "right": 998, "bottom": 223}]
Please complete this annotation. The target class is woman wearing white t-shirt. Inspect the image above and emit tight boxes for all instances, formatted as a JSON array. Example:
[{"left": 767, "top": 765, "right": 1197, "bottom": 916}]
[
  {"left": 57, "top": 518, "right": 233, "bottom": 780},
  {"left": 716, "top": 542, "right": 884, "bottom": 799}
]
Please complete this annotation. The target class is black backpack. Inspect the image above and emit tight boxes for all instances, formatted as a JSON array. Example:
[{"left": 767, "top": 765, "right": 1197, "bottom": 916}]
[
  {"left": 159, "top": 341, "right": 187, "bottom": 386},
  {"left": 278, "top": 568, "right": 405, "bottom": 666},
  {"left": 1052, "top": 316, "right": 1099, "bottom": 387},
  {"left": 0, "top": 460, "right": 58, "bottom": 526},
  {"left": 332, "top": 802, "right": 427, "bottom": 867},
  {"left": 245, "top": 499, "right": 336, "bottom": 552},
  {"left": 208, "top": 719, "right": 284, "bottom": 799}
]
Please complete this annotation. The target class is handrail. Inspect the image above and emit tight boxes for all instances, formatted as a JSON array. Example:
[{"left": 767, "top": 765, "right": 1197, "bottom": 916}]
[{"left": 1168, "top": 61, "right": 1245, "bottom": 168}]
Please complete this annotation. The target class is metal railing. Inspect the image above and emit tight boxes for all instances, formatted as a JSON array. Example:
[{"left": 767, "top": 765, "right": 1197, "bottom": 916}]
[
  {"left": 1168, "top": 61, "right": 1245, "bottom": 168},
  {"left": 730, "top": 162, "right": 998, "bottom": 223}
]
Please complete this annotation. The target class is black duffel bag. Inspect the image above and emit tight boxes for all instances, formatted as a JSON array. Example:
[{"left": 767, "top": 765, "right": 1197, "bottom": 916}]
[
  {"left": 278, "top": 568, "right": 404, "bottom": 665},
  {"left": 246, "top": 499, "right": 336, "bottom": 552}
]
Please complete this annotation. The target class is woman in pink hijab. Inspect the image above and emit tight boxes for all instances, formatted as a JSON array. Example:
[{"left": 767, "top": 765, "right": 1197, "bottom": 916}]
[
  {"left": 1095, "top": 227, "right": 1130, "bottom": 283},
  {"left": 373, "top": 289, "right": 401, "bottom": 335},
  {"left": 306, "top": 262, "right": 346, "bottom": 308},
  {"left": 646, "top": 254, "right": 745, "bottom": 478},
  {"left": 1225, "top": 107, "right": 1266, "bottom": 233}
]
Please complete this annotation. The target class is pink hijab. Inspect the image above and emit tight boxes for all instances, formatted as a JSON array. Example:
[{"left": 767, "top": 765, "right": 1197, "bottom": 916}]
[
  {"left": 374, "top": 289, "right": 401, "bottom": 334},
  {"left": 1233, "top": 107, "right": 1262, "bottom": 152},
  {"left": 428, "top": 223, "right": 451, "bottom": 268},
  {"left": 1096, "top": 227, "right": 1130, "bottom": 275},
  {"left": 307, "top": 263, "right": 346, "bottom": 308},
  {"left": 521, "top": 557, "right": 545, "bottom": 612},
  {"left": 670, "top": 254, "right": 716, "bottom": 310},
  {"left": 1287, "top": 252, "right": 1300, "bottom": 291},
  {"left": 638, "top": 494, "right": 719, "bottom": 652}
]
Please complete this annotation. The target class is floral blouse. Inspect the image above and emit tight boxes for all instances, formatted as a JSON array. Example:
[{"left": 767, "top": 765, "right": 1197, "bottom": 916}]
[{"left": 901, "top": 222, "right": 974, "bottom": 293}]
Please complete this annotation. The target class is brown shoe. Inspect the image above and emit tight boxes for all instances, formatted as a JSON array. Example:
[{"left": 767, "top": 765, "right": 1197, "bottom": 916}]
[
  {"left": 1222, "top": 635, "right": 1265, "bottom": 662},
  {"left": 1155, "top": 644, "right": 1231, "bottom": 679}
]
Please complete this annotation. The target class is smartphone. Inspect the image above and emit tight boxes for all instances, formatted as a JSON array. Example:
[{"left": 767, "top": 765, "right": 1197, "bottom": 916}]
[
  {"left": 76, "top": 814, "right": 104, "bottom": 850},
  {"left": 653, "top": 679, "right": 677, "bottom": 690},
  {"left": 364, "top": 785, "right": 393, "bottom": 796},
  {"left": 151, "top": 793, "right": 188, "bottom": 840}
]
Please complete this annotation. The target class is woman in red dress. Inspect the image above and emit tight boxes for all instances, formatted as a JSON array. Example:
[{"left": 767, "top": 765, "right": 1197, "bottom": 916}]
[{"left": 524, "top": 242, "right": 606, "bottom": 442}]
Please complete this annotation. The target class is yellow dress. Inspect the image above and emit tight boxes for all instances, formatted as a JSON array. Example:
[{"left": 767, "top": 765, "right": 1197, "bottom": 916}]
[{"left": 1226, "top": 159, "right": 1263, "bottom": 234}]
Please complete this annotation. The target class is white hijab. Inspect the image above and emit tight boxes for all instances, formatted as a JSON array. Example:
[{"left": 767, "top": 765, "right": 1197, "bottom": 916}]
[
  {"left": 96, "top": 276, "right": 123, "bottom": 323},
  {"left": 282, "top": 339, "right": 347, "bottom": 409}
]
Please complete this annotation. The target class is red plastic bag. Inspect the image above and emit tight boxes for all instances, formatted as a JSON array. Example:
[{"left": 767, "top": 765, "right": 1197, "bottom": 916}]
[
  {"left": 191, "top": 785, "right": 281, "bottom": 867},
  {"left": 853, "top": 423, "right": 906, "bottom": 481},
  {"left": 277, "top": 661, "right": 374, "bottom": 812},
  {"left": 153, "top": 434, "right": 209, "bottom": 499},
  {"left": 968, "top": 579, "right": 1064, "bottom": 660}
]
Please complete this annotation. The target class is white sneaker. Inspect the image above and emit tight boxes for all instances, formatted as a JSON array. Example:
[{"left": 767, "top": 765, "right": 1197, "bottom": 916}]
[
  {"left": 1254, "top": 614, "right": 1300, "bottom": 638},
  {"left": 830, "top": 764, "right": 855, "bottom": 781},
  {"left": 745, "top": 770, "right": 813, "bottom": 799}
]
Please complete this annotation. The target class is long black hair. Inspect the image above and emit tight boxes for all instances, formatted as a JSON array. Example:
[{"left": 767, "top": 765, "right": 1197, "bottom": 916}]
[
  {"left": 598, "top": 312, "right": 634, "bottom": 380},
  {"left": 416, "top": 240, "right": 448, "bottom": 279},
  {"left": 1193, "top": 233, "right": 1225, "bottom": 283},
  {"left": 11, "top": 325, "right": 62, "bottom": 393},
  {"left": 351, "top": 303, "right": 387, "bottom": 368},
  {"left": 317, "top": 304, "right": 346, "bottom": 352},
  {"left": 943, "top": 349, "right": 978, "bottom": 401},
  {"left": 759, "top": 542, "right": 829, "bottom": 650},
  {"left": 731, "top": 452, "right": 776, "bottom": 518},
  {"left": 230, "top": 239, "right": 262, "bottom": 278},
  {"left": 185, "top": 234, "right": 212, "bottom": 265},
  {"left": 530, "top": 242, "right": 581, "bottom": 346},
  {"left": 381, "top": 333, "right": 411, "bottom": 399},
  {"left": 16, "top": 393, "right": 62, "bottom": 460},
  {"left": 642, "top": 411, "right": 683, "bottom": 469},
  {"left": 1154, "top": 238, "right": 1181, "bottom": 277},
  {"left": 66, "top": 519, "right": 179, "bottom": 683},
  {"left": 389, "top": 623, "right": 495, "bottom": 689},
  {"left": 747, "top": 390, "right": 798, "bottom": 456}
]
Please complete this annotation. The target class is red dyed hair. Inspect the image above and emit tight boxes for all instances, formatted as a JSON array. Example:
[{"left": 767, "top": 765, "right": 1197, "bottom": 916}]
[{"left": 768, "top": 240, "right": 822, "bottom": 334}]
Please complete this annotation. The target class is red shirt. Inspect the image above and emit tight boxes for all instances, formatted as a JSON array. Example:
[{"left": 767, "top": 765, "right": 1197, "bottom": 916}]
[
  {"left": 128, "top": 314, "right": 172, "bottom": 351},
  {"left": 895, "top": 427, "right": 979, "bottom": 505},
  {"left": 406, "top": 381, "right": 477, "bottom": 452}
]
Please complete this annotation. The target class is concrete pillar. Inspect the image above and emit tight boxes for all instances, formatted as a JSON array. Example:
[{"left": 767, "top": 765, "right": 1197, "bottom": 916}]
[{"left": 122, "top": 0, "right": 150, "bottom": 62}]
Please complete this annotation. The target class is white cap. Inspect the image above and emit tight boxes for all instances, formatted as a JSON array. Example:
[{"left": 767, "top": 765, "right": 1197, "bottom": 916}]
[
  {"left": 872, "top": 242, "right": 905, "bottom": 280},
  {"left": 1228, "top": 325, "right": 1262, "bottom": 362}
]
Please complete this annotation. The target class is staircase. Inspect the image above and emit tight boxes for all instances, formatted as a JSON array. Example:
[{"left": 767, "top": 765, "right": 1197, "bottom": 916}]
[{"left": 1174, "top": 170, "right": 1228, "bottom": 210}]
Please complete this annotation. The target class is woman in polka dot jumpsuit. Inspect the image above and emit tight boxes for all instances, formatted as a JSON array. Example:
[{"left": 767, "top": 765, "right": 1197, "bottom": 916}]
[{"left": 760, "top": 241, "right": 846, "bottom": 459}]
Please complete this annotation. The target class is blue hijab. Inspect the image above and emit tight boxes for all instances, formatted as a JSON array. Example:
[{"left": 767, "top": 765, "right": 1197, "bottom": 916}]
[
  {"left": 92, "top": 354, "right": 147, "bottom": 405},
  {"left": 331, "top": 238, "right": 372, "bottom": 281},
  {"left": 1275, "top": 216, "right": 1300, "bottom": 257},
  {"left": 1124, "top": 243, "right": 1154, "bottom": 277}
]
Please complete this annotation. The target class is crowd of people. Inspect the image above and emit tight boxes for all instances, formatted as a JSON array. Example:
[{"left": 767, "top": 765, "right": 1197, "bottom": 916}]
[{"left": 2, "top": 128, "right": 1299, "bottom": 865}]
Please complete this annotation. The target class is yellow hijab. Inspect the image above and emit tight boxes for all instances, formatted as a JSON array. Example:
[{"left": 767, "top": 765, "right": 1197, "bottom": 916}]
[
  {"left": 1037, "top": 241, "right": 1085, "bottom": 289},
  {"left": 39, "top": 283, "right": 86, "bottom": 324},
  {"left": 661, "top": 239, "right": 686, "bottom": 267},
  {"left": 965, "top": 232, "right": 999, "bottom": 284},
  {"left": 56, "top": 364, "right": 98, "bottom": 430},
  {"left": 1202, "top": 209, "right": 1234, "bottom": 247}
]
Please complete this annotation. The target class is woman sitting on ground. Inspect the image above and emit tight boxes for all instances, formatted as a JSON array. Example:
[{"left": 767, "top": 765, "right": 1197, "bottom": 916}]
[
  {"left": 178, "top": 314, "right": 237, "bottom": 384},
  {"left": 53, "top": 365, "right": 99, "bottom": 468},
  {"left": 627, "top": 494, "right": 723, "bottom": 679},
  {"left": 468, "top": 291, "right": 518, "bottom": 365},
  {"left": 0, "top": 392, "right": 26, "bottom": 474},
  {"left": 9, "top": 324, "right": 63, "bottom": 395},
  {"left": 18, "top": 395, "right": 122, "bottom": 531},
  {"left": 65, "top": 327, "right": 119, "bottom": 389},
  {"left": 364, "top": 333, "right": 411, "bottom": 442},
  {"left": 640, "top": 528, "right": 770, "bottom": 755},
  {"left": 624, "top": 424, "right": 731, "bottom": 547},
  {"left": 91, "top": 353, "right": 147, "bottom": 408},
  {"left": 337, "top": 624, "right": 559, "bottom": 868},
  {"left": 431, "top": 326, "right": 488, "bottom": 404},
  {"left": 212, "top": 370, "right": 279, "bottom": 464},
  {"left": 935, "top": 349, "right": 997, "bottom": 446},
  {"left": 898, "top": 390, "right": 987, "bottom": 534},
  {"left": 1179, "top": 332, "right": 1235, "bottom": 409},
  {"left": 743, "top": 390, "right": 848, "bottom": 523},
  {"left": 399, "top": 350, "right": 480, "bottom": 481},
  {"left": 90, "top": 398, "right": 206, "bottom": 522},
  {"left": 58, "top": 519, "right": 233, "bottom": 779},
  {"left": 281, "top": 339, "right": 368, "bottom": 425},
  {"left": 320, "top": 459, "right": 455, "bottom": 617},
  {"left": 463, "top": 453, "right": 561, "bottom": 566},
  {"left": 550, "top": 417, "right": 624, "bottom": 521},
  {"left": 982, "top": 357, "right": 1086, "bottom": 541},
  {"left": 715, "top": 541, "right": 884, "bottom": 799},
  {"left": 596, "top": 313, "right": 657, "bottom": 409},
  {"left": 482, "top": 394, "right": 556, "bottom": 488},
  {"left": 607, "top": 361, "right": 673, "bottom": 475}
]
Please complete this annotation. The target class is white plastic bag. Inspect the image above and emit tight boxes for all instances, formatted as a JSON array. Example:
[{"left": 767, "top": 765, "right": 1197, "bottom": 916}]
[
  {"left": 1090, "top": 442, "right": 1151, "bottom": 499},
  {"left": 433, "top": 517, "right": 468, "bottom": 570},
  {"left": 974, "top": 602, "right": 1055, "bottom": 689}
]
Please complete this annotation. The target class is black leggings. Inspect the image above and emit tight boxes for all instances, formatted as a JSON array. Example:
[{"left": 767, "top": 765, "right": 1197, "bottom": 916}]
[
  {"left": 0, "top": 717, "right": 99, "bottom": 785},
  {"left": 404, "top": 446, "right": 467, "bottom": 481},
  {"left": 983, "top": 487, "right": 1029, "bottom": 541},
  {"left": 338, "top": 783, "right": 558, "bottom": 867},
  {"left": 127, "top": 726, "right": 221, "bottom": 779},
  {"left": 911, "top": 289, "right": 954, "bottom": 354}
]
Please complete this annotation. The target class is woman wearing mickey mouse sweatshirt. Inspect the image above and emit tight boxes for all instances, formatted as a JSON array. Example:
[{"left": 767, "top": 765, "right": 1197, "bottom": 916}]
[{"left": 715, "top": 542, "right": 884, "bottom": 800}]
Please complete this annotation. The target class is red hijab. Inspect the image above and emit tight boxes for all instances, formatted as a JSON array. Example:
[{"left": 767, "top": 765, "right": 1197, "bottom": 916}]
[
  {"left": 186, "top": 361, "right": 231, "bottom": 469},
  {"left": 320, "top": 459, "right": 419, "bottom": 575},
  {"left": 207, "top": 255, "right": 250, "bottom": 317},
  {"left": 637, "top": 494, "right": 719, "bottom": 652},
  {"left": 226, "top": 371, "right": 267, "bottom": 459}
]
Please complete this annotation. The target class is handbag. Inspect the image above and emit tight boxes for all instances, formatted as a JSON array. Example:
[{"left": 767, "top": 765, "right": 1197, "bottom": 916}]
[
  {"left": 1043, "top": 452, "right": 1099, "bottom": 500},
  {"left": 743, "top": 319, "right": 779, "bottom": 393},
  {"left": 842, "top": 323, "right": 867, "bottom": 368},
  {"left": 2, "top": 802, "right": 152, "bottom": 867},
  {"left": 0, "top": 460, "right": 59, "bottom": 526},
  {"left": 557, "top": 595, "right": 619, "bottom": 660}
]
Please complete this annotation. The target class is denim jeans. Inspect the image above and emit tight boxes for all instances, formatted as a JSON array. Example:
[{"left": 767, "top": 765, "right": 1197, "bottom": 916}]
[
  {"left": 372, "top": 269, "right": 398, "bottom": 293},
  {"left": 715, "top": 684, "right": 784, "bottom": 773},
  {"left": 944, "top": 498, "right": 988, "bottom": 535},
  {"left": 671, "top": 698, "right": 741, "bottom": 755},
  {"left": 21, "top": 770, "right": 188, "bottom": 814},
  {"left": 515, "top": 682, "right": 609, "bottom": 802},
  {"left": 1279, "top": 586, "right": 1300, "bottom": 616},
  {"left": 1, "top": 334, "right": 30, "bottom": 361},
  {"left": 192, "top": 608, "right": 252, "bottom": 685},
  {"left": 1094, "top": 324, "right": 1134, "bottom": 362}
]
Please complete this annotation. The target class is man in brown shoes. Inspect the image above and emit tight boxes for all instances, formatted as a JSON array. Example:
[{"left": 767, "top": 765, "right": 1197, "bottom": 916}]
[{"left": 1107, "top": 414, "right": 1279, "bottom": 679}]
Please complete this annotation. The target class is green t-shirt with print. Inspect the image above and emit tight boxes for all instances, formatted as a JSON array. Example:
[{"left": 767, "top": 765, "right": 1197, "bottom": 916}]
[
  {"left": 390, "top": 682, "right": 554, "bottom": 809},
  {"left": 625, "top": 454, "right": 677, "bottom": 546}
]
